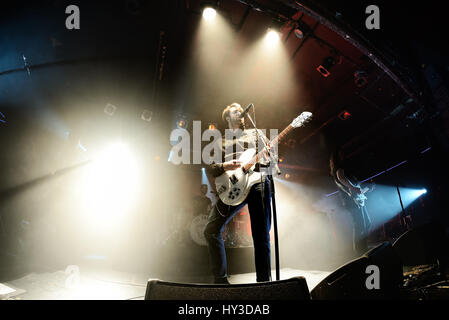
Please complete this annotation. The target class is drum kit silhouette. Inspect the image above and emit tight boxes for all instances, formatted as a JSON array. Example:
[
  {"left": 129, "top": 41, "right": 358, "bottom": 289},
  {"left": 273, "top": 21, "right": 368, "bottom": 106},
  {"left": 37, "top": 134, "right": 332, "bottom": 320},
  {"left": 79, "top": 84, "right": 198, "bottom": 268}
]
[
  {"left": 164, "top": 211, "right": 252, "bottom": 248},
  {"left": 189, "top": 214, "right": 252, "bottom": 248}
]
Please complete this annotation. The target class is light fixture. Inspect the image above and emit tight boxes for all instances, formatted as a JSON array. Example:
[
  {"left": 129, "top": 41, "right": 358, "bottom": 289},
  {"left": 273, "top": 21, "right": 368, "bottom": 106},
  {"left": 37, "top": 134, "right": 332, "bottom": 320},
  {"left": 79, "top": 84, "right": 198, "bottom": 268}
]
[
  {"left": 202, "top": 7, "right": 216, "bottom": 20},
  {"left": 175, "top": 113, "right": 189, "bottom": 129},
  {"left": 141, "top": 109, "right": 153, "bottom": 122},
  {"left": 104, "top": 103, "right": 117, "bottom": 116},
  {"left": 208, "top": 122, "right": 217, "bottom": 130},
  {"left": 177, "top": 119, "right": 187, "bottom": 128},
  {"left": 292, "top": 20, "right": 311, "bottom": 39},
  {"left": 265, "top": 17, "right": 283, "bottom": 46},
  {"left": 338, "top": 110, "right": 352, "bottom": 120},
  {"left": 354, "top": 70, "right": 368, "bottom": 87},
  {"left": 317, "top": 56, "right": 337, "bottom": 77},
  {"left": 200, "top": 2, "right": 217, "bottom": 21},
  {"left": 266, "top": 29, "right": 280, "bottom": 44}
]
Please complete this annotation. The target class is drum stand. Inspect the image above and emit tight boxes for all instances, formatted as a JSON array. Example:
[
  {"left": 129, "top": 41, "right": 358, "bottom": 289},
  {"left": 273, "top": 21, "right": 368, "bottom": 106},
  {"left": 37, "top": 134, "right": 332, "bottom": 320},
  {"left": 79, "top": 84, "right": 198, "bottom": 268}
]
[{"left": 246, "top": 108, "right": 281, "bottom": 281}]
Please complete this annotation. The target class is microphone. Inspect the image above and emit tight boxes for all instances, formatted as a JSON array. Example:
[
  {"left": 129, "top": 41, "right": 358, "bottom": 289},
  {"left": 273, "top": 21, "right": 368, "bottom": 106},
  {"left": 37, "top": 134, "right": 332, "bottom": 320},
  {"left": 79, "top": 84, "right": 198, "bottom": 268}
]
[{"left": 239, "top": 103, "right": 254, "bottom": 119}]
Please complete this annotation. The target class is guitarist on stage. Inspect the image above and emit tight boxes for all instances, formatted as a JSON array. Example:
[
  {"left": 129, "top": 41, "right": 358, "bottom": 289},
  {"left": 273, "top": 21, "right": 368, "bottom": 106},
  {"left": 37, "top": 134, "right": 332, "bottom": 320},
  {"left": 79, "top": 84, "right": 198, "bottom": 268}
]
[
  {"left": 203, "top": 102, "right": 273, "bottom": 284},
  {"left": 329, "top": 149, "right": 374, "bottom": 256}
]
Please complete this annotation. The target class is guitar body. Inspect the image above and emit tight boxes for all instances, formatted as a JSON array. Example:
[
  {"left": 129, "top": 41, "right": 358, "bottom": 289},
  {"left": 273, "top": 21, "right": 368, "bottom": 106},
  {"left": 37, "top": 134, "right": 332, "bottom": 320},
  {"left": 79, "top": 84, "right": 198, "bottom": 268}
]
[
  {"left": 215, "top": 149, "right": 263, "bottom": 206},
  {"left": 351, "top": 192, "right": 367, "bottom": 208},
  {"left": 348, "top": 186, "right": 370, "bottom": 208}
]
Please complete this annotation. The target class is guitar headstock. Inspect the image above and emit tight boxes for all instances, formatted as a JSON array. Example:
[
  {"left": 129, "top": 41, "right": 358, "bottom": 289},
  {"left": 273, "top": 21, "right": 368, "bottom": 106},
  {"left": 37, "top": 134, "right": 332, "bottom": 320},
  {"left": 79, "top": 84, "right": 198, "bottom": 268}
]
[{"left": 291, "top": 111, "right": 313, "bottom": 128}]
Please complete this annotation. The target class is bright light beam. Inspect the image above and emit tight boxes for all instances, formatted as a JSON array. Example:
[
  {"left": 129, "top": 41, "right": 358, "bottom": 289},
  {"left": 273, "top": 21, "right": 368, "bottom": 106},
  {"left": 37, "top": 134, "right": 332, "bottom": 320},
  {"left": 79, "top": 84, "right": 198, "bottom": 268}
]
[
  {"left": 202, "top": 7, "right": 216, "bottom": 21},
  {"left": 358, "top": 185, "right": 428, "bottom": 230},
  {"left": 405, "top": 188, "right": 427, "bottom": 200},
  {"left": 80, "top": 142, "right": 141, "bottom": 229},
  {"left": 265, "top": 29, "right": 280, "bottom": 47}
]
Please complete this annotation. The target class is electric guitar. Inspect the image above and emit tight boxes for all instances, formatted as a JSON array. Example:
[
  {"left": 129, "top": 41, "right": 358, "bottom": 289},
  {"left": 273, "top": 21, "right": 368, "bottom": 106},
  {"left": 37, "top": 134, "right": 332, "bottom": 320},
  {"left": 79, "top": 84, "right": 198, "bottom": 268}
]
[
  {"left": 347, "top": 183, "right": 375, "bottom": 208},
  {"left": 214, "top": 111, "right": 313, "bottom": 206}
]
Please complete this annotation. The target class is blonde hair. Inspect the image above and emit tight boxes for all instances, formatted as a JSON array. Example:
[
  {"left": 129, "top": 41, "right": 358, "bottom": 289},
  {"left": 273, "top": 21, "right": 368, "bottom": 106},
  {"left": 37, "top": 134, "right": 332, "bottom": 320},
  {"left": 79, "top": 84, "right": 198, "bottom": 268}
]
[{"left": 221, "top": 102, "right": 243, "bottom": 123}]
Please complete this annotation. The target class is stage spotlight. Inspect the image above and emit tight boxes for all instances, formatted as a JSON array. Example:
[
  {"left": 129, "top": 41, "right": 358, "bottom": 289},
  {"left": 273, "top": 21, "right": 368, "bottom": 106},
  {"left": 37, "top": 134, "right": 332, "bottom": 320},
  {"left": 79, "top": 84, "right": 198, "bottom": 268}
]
[
  {"left": 81, "top": 143, "right": 141, "bottom": 228},
  {"left": 201, "top": 166, "right": 213, "bottom": 194},
  {"left": 398, "top": 186, "right": 428, "bottom": 208},
  {"left": 177, "top": 119, "right": 187, "bottom": 128},
  {"left": 265, "top": 29, "right": 280, "bottom": 45},
  {"left": 202, "top": 7, "right": 216, "bottom": 21},
  {"left": 208, "top": 122, "right": 217, "bottom": 131},
  {"left": 200, "top": 1, "right": 217, "bottom": 21},
  {"left": 175, "top": 112, "right": 191, "bottom": 130},
  {"left": 264, "top": 18, "right": 283, "bottom": 46},
  {"left": 338, "top": 110, "right": 352, "bottom": 120}
]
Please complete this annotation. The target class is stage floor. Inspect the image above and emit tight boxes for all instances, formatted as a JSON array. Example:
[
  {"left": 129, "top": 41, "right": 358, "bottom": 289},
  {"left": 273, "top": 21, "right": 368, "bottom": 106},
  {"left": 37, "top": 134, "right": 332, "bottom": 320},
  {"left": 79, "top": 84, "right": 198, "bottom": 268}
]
[{"left": 0, "top": 267, "right": 331, "bottom": 300}]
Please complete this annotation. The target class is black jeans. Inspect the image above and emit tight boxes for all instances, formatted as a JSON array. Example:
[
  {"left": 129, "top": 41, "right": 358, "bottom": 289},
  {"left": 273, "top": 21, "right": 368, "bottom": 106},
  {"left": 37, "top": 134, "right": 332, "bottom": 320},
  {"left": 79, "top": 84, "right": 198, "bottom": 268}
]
[
  {"left": 204, "top": 178, "right": 272, "bottom": 282},
  {"left": 349, "top": 204, "right": 372, "bottom": 256}
]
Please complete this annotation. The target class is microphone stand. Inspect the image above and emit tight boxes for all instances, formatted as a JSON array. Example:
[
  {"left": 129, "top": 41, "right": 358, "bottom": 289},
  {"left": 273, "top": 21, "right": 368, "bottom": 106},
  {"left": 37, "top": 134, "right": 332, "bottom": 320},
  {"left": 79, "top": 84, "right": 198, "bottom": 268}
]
[
  {"left": 396, "top": 185, "right": 409, "bottom": 232},
  {"left": 268, "top": 174, "right": 280, "bottom": 281},
  {"left": 245, "top": 108, "right": 281, "bottom": 281}
]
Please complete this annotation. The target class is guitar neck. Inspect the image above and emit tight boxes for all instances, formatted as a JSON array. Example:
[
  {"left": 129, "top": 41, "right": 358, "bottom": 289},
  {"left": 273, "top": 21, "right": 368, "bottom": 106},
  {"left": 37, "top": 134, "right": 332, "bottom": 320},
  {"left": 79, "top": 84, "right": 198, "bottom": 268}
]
[
  {"left": 270, "top": 124, "right": 293, "bottom": 147},
  {"left": 243, "top": 124, "right": 294, "bottom": 172}
]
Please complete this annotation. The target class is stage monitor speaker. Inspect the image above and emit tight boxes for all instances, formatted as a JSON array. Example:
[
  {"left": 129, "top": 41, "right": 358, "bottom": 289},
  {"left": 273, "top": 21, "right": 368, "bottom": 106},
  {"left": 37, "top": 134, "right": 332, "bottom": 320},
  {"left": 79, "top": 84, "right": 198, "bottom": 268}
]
[
  {"left": 392, "top": 222, "right": 448, "bottom": 270},
  {"left": 311, "top": 241, "right": 403, "bottom": 300},
  {"left": 145, "top": 277, "right": 310, "bottom": 300}
]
